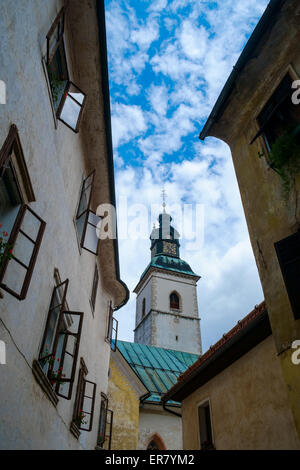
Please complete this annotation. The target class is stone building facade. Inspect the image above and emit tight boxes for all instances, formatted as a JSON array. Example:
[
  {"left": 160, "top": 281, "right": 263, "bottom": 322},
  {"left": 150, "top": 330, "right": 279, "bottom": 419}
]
[
  {"left": 163, "top": 303, "right": 300, "bottom": 450},
  {"left": 0, "top": 0, "right": 128, "bottom": 450},
  {"left": 199, "top": 0, "right": 300, "bottom": 442}
]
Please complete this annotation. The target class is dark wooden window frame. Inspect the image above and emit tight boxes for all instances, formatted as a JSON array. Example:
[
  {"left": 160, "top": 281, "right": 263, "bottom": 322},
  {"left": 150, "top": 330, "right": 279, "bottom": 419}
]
[
  {"left": 72, "top": 358, "right": 97, "bottom": 432},
  {"left": 0, "top": 125, "right": 46, "bottom": 300},
  {"left": 97, "top": 393, "right": 113, "bottom": 450},
  {"left": 250, "top": 72, "right": 299, "bottom": 149},
  {"left": 38, "top": 278, "right": 84, "bottom": 399},
  {"left": 275, "top": 231, "right": 300, "bottom": 321},
  {"left": 46, "top": 7, "right": 66, "bottom": 66},
  {"left": 75, "top": 170, "right": 101, "bottom": 255},
  {"left": 46, "top": 6, "right": 87, "bottom": 133},
  {"left": 56, "top": 81, "right": 87, "bottom": 133},
  {"left": 90, "top": 263, "right": 99, "bottom": 314},
  {"left": 106, "top": 302, "right": 118, "bottom": 351}
]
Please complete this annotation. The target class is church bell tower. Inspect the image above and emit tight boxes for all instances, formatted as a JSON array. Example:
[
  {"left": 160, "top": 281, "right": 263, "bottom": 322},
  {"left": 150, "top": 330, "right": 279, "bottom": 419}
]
[{"left": 133, "top": 209, "right": 202, "bottom": 355}]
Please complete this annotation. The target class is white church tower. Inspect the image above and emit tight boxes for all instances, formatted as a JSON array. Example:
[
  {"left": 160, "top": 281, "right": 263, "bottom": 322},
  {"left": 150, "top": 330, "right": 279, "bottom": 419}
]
[{"left": 133, "top": 210, "right": 202, "bottom": 355}]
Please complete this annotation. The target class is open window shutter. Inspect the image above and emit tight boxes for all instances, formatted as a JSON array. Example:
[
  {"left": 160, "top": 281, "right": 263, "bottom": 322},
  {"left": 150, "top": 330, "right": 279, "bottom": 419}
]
[
  {"left": 97, "top": 394, "right": 108, "bottom": 447},
  {"left": 0, "top": 124, "right": 17, "bottom": 172},
  {"left": 80, "top": 210, "right": 101, "bottom": 255},
  {"left": 39, "top": 279, "right": 69, "bottom": 370},
  {"left": 106, "top": 302, "right": 113, "bottom": 341},
  {"left": 105, "top": 409, "right": 114, "bottom": 450},
  {"left": 250, "top": 74, "right": 293, "bottom": 145},
  {"left": 56, "top": 81, "right": 87, "bottom": 133},
  {"left": 79, "top": 379, "right": 97, "bottom": 431},
  {"left": 0, "top": 204, "right": 46, "bottom": 300},
  {"left": 55, "top": 311, "right": 84, "bottom": 400},
  {"left": 110, "top": 317, "right": 118, "bottom": 352},
  {"left": 46, "top": 7, "right": 65, "bottom": 65},
  {"left": 274, "top": 231, "right": 300, "bottom": 320},
  {"left": 77, "top": 170, "right": 95, "bottom": 218}
]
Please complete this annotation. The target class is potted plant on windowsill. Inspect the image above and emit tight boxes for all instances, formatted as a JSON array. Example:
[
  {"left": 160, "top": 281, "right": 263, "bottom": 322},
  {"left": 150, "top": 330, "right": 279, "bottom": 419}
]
[
  {"left": 267, "top": 125, "right": 300, "bottom": 200},
  {"left": 75, "top": 410, "right": 87, "bottom": 428},
  {"left": 0, "top": 226, "right": 13, "bottom": 267}
]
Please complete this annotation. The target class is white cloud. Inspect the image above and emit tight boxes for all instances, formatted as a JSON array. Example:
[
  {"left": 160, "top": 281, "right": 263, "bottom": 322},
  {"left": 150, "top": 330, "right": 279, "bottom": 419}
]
[
  {"left": 147, "top": 84, "right": 169, "bottom": 116},
  {"left": 111, "top": 103, "right": 147, "bottom": 148},
  {"left": 114, "top": 140, "right": 263, "bottom": 350},
  {"left": 106, "top": 0, "right": 267, "bottom": 352},
  {"left": 131, "top": 18, "right": 159, "bottom": 50}
]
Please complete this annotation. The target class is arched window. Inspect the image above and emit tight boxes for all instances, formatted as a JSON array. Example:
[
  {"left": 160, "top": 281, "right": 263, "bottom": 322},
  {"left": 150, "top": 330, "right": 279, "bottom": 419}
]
[
  {"left": 146, "top": 433, "right": 166, "bottom": 450},
  {"left": 142, "top": 298, "right": 146, "bottom": 318},
  {"left": 170, "top": 292, "right": 180, "bottom": 310}
]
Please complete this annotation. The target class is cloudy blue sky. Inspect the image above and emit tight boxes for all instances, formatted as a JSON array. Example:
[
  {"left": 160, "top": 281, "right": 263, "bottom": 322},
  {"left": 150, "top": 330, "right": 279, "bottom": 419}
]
[{"left": 105, "top": 0, "right": 268, "bottom": 352}]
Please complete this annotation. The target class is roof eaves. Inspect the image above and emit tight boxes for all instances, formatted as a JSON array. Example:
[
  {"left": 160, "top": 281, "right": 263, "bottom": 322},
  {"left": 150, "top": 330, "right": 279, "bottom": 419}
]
[
  {"left": 96, "top": 0, "right": 129, "bottom": 310},
  {"left": 199, "top": 0, "right": 286, "bottom": 141}
]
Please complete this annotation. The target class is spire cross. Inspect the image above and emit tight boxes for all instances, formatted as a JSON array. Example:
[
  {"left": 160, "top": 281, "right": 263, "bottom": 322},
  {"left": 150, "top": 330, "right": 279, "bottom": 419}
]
[{"left": 161, "top": 188, "right": 167, "bottom": 214}]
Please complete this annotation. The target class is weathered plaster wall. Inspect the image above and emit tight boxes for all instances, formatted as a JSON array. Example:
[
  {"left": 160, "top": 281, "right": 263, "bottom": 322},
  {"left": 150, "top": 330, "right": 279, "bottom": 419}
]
[
  {"left": 0, "top": 0, "right": 118, "bottom": 449},
  {"left": 138, "top": 406, "right": 182, "bottom": 450},
  {"left": 106, "top": 358, "right": 140, "bottom": 450},
  {"left": 153, "top": 312, "right": 201, "bottom": 354},
  {"left": 182, "top": 336, "right": 300, "bottom": 450},
  {"left": 135, "top": 276, "right": 152, "bottom": 327},
  {"left": 206, "top": 0, "right": 300, "bottom": 439}
]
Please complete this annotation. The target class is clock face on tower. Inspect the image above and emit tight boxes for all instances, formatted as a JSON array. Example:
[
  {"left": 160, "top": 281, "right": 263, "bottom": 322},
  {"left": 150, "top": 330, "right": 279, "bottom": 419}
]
[{"left": 163, "top": 241, "right": 177, "bottom": 256}]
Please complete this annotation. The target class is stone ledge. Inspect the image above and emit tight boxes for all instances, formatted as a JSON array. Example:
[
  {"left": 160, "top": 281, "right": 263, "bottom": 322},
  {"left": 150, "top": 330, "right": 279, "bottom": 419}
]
[
  {"left": 70, "top": 421, "right": 81, "bottom": 440},
  {"left": 32, "top": 359, "right": 58, "bottom": 408}
]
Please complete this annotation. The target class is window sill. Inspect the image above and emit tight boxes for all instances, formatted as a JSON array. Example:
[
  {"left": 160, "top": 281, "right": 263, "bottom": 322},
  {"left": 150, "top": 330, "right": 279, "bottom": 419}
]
[
  {"left": 70, "top": 421, "right": 81, "bottom": 440},
  {"left": 32, "top": 359, "right": 59, "bottom": 408}
]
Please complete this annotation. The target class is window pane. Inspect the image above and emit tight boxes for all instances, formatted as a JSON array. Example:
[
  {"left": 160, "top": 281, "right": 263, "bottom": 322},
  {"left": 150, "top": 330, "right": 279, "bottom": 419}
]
[
  {"left": 75, "top": 211, "right": 86, "bottom": 244},
  {"left": 21, "top": 207, "right": 42, "bottom": 241},
  {"left": 0, "top": 164, "right": 22, "bottom": 237},
  {"left": 60, "top": 95, "right": 82, "bottom": 130},
  {"left": 82, "top": 211, "right": 101, "bottom": 254},
  {"left": 1, "top": 259, "right": 27, "bottom": 297},
  {"left": 69, "top": 83, "right": 85, "bottom": 105},
  {"left": 11, "top": 231, "right": 34, "bottom": 267},
  {"left": 47, "top": 42, "right": 68, "bottom": 111}
]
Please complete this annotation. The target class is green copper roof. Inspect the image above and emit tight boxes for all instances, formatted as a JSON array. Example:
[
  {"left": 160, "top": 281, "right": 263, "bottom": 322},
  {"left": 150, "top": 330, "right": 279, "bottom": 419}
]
[
  {"left": 117, "top": 340, "right": 199, "bottom": 405},
  {"left": 140, "top": 254, "right": 199, "bottom": 280}
]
